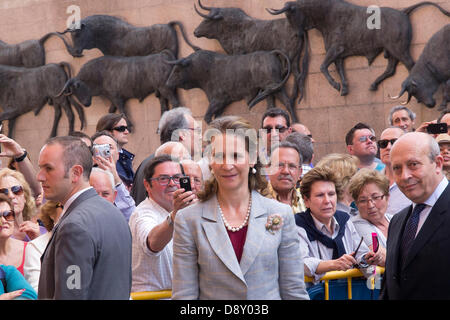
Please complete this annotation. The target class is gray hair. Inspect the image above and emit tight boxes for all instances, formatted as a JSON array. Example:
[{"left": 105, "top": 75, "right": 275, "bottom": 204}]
[
  {"left": 388, "top": 105, "right": 416, "bottom": 125},
  {"left": 90, "top": 167, "right": 115, "bottom": 189},
  {"left": 157, "top": 107, "right": 192, "bottom": 144},
  {"left": 285, "top": 132, "right": 313, "bottom": 164},
  {"left": 270, "top": 140, "right": 303, "bottom": 165},
  {"left": 155, "top": 141, "right": 191, "bottom": 161}
]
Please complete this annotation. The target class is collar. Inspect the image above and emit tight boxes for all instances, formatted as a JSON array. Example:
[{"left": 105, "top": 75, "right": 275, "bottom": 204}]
[
  {"left": 269, "top": 182, "right": 300, "bottom": 207},
  {"left": 311, "top": 214, "right": 338, "bottom": 236},
  {"left": 55, "top": 186, "right": 93, "bottom": 227},
  {"left": 146, "top": 196, "right": 171, "bottom": 215},
  {"left": 419, "top": 176, "right": 449, "bottom": 208}
]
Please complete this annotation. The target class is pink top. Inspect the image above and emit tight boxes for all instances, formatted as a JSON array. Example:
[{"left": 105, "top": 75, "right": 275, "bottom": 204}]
[{"left": 227, "top": 226, "right": 248, "bottom": 262}]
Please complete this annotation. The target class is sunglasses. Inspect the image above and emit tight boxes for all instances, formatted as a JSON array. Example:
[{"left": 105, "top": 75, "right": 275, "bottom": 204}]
[
  {"left": 351, "top": 236, "right": 364, "bottom": 267},
  {"left": 358, "top": 135, "right": 376, "bottom": 143},
  {"left": 0, "top": 185, "right": 24, "bottom": 196},
  {"left": 112, "top": 125, "right": 128, "bottom": 132},
  {"left": 0, "top": 210, "right": 15, "bottom": 222},
  {"left": 262, "top": 126, "right": 289, "bottom": 133},
  {"left": 378, "top": 138, "right": 397, "bottom": 149}
]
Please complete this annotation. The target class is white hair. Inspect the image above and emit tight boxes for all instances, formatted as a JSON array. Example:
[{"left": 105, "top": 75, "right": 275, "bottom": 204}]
[
  {"left": 90, "top": 167, "right": 115, "bottom": 189},
  {"left": 155, "top": 141, "right": 191, "bottom": 161}
]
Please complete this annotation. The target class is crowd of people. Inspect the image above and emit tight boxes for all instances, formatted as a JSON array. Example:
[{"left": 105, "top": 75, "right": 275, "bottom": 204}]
[{"left": 0, "top": 105, "right": 450, "bottom": 300}]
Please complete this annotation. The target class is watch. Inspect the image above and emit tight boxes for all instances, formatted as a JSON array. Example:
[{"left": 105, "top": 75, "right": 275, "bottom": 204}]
[
  {"left": 166, "top": 212, "right": 174, "bottom": 226},
  {"left": 14, "top": 150, "right": 27, "bottom": 162}
]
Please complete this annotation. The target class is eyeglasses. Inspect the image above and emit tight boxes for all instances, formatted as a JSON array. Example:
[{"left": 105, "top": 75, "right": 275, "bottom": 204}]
[
  {"left": 0, "top": 185, "right": 24, "bottom": 196},
  {"left": 192, "top": 177, "right": 202, "bottom": 186},
  {"left": 0, "top": 210, "right": 15, "bottom": 221},
  {"left": 276, "top": 162, "right": 300, "bottom": 171},
  {"left": 149, "top": 175, "right": 183, "bottom": 186},
  {"left": 356, "top": 194, "right": 385, "bottom": 206},
  {"left": 262, "top": 126, "right": 289, "bottom": 133},
  {"left": 358, "top": 135, "right": 376, "bottom": 143},
  {"left": 378, "top": 138, "right": 397, "bottom": 149},
  {"left": 112, "top": 125, "right": 128, "bottom": 132}
]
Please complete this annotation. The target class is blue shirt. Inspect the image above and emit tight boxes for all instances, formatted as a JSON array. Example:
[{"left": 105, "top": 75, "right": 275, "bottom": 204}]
[{"left": 0, "top": 265, "right": 37, "bottom": 300}]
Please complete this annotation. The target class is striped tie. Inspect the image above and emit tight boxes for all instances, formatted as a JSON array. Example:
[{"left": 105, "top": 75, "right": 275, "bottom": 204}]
[{"left": 400, "top": 203, "right": 426, "bottom": 267}]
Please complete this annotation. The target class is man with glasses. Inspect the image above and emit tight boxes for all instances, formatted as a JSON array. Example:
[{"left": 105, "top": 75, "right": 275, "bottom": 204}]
[
  {"left": 260, "top": 108, "right": 292, "bottom": 160},
  {"left": 267, "top": 141, "right": 306, "bottom": 213},
  {"left": 345, "top": 122, "right": 385, "bottom": 172},
  {"left": 128, "top": 154, "right": 196, "bottom": 294},
  {"left": 96, "top": 113, "right": 135, "bottom": 189},
  {"left": 378, "top": 127, "right": 411, "bottom": 215}
]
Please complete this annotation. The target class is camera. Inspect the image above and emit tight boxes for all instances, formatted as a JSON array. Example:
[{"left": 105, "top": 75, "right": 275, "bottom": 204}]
[
  {"left": 179, "top": 176, "right": 192, "bottom": 192},
  {"left": 426, "top": 123, "right": 448, "bottom": 134},
  {"left": 92, "top": 143, "right": 111, "bottom": 158}
]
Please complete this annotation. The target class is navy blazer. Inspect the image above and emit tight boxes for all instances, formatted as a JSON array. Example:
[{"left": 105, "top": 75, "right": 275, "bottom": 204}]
[{"left": 380, "top": 183, "right": 450, "bottom": 299}]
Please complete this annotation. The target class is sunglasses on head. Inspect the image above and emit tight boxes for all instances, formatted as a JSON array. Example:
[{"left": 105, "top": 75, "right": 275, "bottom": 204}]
[
  {"left": 0, "top": 210, "right": 15, "bottom": 222},
  {"left": 112, "top": 125, "right": 128, "bottom": 132},
  {"left": 378, "top": 138, "right": 397, "bottom": 149},
  {"left": 0, "top": 185, "right": 23, "bottom": 196}
]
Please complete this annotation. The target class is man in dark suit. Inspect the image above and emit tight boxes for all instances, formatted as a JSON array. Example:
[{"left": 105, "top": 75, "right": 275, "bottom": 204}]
[
  {"left": 37, "top": 136, "right": 132, "bottom": 300},
  {"left": 381, "top": 132, "right": 450, "bottom": 299}
]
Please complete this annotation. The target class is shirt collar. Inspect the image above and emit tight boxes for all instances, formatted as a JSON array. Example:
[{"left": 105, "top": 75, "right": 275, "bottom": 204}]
[
  {"left": 55, "top": 186, "right": 93, "bottom": 226},
  {"left": 420, "top": 177, "right": 449, "bottom": 208}
]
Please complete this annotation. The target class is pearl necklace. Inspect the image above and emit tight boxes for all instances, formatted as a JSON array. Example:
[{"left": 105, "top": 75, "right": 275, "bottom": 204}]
[{"left": 218, "top": 196, "right": 252, "bottom": 232}]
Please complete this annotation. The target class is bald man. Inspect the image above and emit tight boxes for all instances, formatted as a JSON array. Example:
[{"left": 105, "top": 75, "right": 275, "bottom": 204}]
[{"left": 381, "top": 132, "right": 450, "bottom": 299}]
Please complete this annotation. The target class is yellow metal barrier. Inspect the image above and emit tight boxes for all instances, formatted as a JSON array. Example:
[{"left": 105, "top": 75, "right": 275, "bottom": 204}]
[
  {"left": 131, "top": 290, "right": 172, "bottom": 300},
  {"left": 305, "top": 267, "right": 385, "bottom": 300}
]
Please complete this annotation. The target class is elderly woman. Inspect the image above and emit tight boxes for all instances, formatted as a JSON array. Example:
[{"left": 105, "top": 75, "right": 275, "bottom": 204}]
[
  {"left": 348, "top": 168, "right": 391, "bottom": 266},
  {"left": 0, "top": 194, "right": 28, "bottom": 276},
  {"left": 171, "top": 116, "right": 309, "bottom": 300},
  {"left": 296, "top": 166, "right": 378, "bottom": 282},
  {"left": 0, "top": 169, "right": 43, "bottom": 242},
  {"left": 316, "top": 153, "right": 359, "bottom": 216}
]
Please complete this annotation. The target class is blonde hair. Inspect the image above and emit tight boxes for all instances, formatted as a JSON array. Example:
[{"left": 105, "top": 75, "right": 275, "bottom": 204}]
[
  {"left": 197, "top": 116, "right": 270, "bottom": 202},
  {"left": 347, "top": 168, "right": 389, "bottom": 202},
  {"left": 0, "top": 168, "right": 36, "bottom": 221},
  {"left": 38, "top": 200, "right": 60, "bottom": 232},
  {"left": 316, "top": 153, "right": 358, "bottom": 201}
]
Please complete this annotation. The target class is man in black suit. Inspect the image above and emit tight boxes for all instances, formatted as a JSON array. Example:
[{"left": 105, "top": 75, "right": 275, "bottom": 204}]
[
  {"left": 381, "top": 132, "right": 450, "bottom": 299},
  {"left": 37, "top": 136, "right": 132, "bottom": 299}
]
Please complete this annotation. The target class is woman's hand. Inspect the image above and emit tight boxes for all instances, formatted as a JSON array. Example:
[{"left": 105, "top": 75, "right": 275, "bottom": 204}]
[
  {"left": 332, "top": 254, "right": 358, "bottom": 271},
  {"left": 0, "top": 289, "right": 25, "bottom": 300},
  {"left": 19, "top": 220, "right": 41, "bottom": 240},
  {"left": 364, "top": 247, "right": 386, "bottom": 267},
  {"left": 0, "top": 134, "right": 25, "bottom": 158}
]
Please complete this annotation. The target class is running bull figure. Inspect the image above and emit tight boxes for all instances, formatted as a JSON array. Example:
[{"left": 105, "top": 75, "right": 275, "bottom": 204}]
[
  {"left": 165, "top": 49, "right": 292, "bottom": 124},
  {"left": 56, "top": 50, "right": 180, "bottom": 128},
  {"left": 58, "top": 15, "right": 199, "bottom": 58},
  {"left": 391, "top": 24, "right": 450, "bottom": 110},
  {"left": 269, "top": 1, "right": 450, "bottom": 96},
  {"left": 193, "top": 0, "right": 308, "bottom": 109},
  {"left": 0, "top": 62, "right": 85, "bottom": 138}
]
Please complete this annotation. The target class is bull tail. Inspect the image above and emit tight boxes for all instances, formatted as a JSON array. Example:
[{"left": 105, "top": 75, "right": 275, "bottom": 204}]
[
  {"left": 403, "top": 1, "right": 450, "bottom": 16},
  {"left": 296, "top": 30, "right": 309, "bottom": 104},
  {"left": 169, "top": 21, "right": 201, "bottom": 57},
  {"left": 39, "top": 32, "right": 77, "bottom": 55},
  {"left": 248, "top": 50, "right": 291, "bottom": 109}
]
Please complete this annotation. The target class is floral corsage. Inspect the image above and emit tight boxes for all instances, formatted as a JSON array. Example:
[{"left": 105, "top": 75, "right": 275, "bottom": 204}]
[{"left": 265, "top": 214, "right": 283, "bottom": 234}]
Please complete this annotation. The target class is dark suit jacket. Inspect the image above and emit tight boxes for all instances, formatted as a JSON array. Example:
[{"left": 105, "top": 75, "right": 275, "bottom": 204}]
[
  {"left": 38, "top": 188, "right": 132, "bottom": 300},
  {"left": 380, "top": 183, "right": 450, "bottom": 300}
]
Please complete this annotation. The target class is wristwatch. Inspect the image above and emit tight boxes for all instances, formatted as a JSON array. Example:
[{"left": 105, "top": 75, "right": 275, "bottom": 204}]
[
  {"left": 166, "top": 212, "right": 174, "bottom": 226},
  {"left": 14, "top": 150, "right": 27, "bottom": 162}
]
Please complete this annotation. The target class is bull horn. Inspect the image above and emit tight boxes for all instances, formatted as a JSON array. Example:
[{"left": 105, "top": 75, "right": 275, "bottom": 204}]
[
  {"left": 388, "top": 84, "right": 407, "bottom": 100},
  {"left": 55, "top": 79, "right": 74, "bottom": 97},
  {"left": 198, "top": 0, "right": 212, "bottom": 11},
  {"left": 194, "top": 4, "right": 211, "bottom": 19},
  {"left": 401, "top": 92, "right": 412, "bottom": 105},
  {"left": 266, "top": 3, "right": 291, "bottom": 15}
]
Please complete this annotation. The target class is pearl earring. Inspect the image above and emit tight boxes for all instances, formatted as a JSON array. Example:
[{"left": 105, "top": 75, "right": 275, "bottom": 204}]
[{"left": 251, "top": 167, "right": 256, "bottom": 174}]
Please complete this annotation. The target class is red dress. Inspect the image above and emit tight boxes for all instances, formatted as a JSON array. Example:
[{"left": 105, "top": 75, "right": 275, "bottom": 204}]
[{"left": 226, "top": 226, "right": 248, "bottom": 262}]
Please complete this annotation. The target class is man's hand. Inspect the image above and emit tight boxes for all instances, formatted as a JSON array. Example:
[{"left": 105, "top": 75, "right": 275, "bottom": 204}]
[{"left": 172, "top": 188, "right": 198, "bottom": 214}]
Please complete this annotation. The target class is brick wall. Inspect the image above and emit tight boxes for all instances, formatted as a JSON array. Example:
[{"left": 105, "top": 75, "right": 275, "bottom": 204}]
[{"left": 0, "top": 0, "right": 448, "bottom": 168}]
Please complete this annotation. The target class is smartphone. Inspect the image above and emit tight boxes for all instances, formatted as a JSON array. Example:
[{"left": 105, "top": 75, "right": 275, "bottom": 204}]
[
  {"left": 372, "top": 232, "right": 379, "bottom": 253},
  {"left": 427, "top": 123, "right": 448, "bottom": 134},
  {"left": 92, "top": 143, "right": 111, "bottom": 158},
  {"left": 179, "top": 176, "right": 192, "bottom": 192}
]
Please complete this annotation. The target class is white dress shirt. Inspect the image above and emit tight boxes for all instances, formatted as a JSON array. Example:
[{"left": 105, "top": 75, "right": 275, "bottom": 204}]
[{"left": 128, "top": 197, "right": 173, "bottom": 293}]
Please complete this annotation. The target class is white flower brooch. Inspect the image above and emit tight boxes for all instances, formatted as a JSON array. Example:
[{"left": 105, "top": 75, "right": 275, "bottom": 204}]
[{"left": 265, "top": 214, "right": 283, "bottom": 234}]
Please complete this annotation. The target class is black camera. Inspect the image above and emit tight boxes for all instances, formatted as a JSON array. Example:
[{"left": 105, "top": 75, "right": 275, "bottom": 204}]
[
  {"left": 179, "top": 176, "right": 192, "bottom": 192},
  {"left": 426, "top": 123, "right": 448, "bottom": 134}
]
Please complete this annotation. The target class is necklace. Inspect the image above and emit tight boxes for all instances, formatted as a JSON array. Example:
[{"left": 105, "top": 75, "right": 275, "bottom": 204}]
[{"left": 218, "top": 195, "right": 252, "bottom": 232}]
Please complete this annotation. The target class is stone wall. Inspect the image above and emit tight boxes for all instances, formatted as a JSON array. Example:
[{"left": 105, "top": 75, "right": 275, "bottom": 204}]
[{"left": 0, "top": 0, "right": 449, "bottom": 169}]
